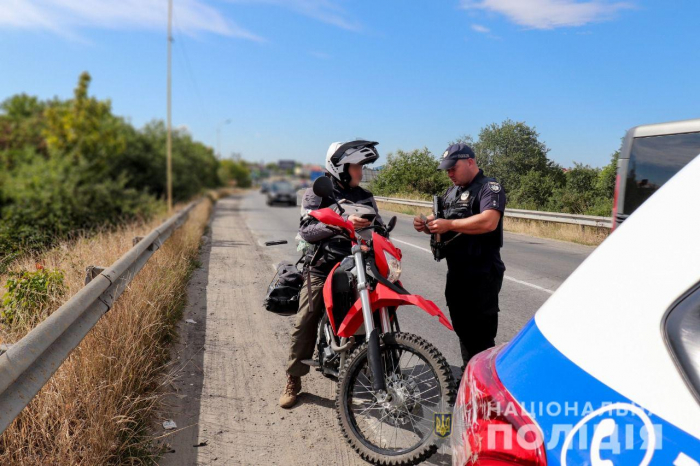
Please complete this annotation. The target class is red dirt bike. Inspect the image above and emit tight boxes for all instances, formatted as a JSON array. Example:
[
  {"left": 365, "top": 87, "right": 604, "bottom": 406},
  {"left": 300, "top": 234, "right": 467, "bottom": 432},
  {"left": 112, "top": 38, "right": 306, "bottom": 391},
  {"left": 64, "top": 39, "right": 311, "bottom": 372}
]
[{"left": 300, "top": 177, "right": 457, "bottom": 465}]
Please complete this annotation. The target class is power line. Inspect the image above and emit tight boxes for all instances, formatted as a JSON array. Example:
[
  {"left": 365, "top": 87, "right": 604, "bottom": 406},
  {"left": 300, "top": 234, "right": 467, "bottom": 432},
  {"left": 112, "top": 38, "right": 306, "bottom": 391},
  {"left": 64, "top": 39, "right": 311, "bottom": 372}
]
[
  {"left": 171, "top": 8, "right": 211, "bottom": 129},
  {"left": 166, "top": 0, "right": 173, "bottom": 213}
]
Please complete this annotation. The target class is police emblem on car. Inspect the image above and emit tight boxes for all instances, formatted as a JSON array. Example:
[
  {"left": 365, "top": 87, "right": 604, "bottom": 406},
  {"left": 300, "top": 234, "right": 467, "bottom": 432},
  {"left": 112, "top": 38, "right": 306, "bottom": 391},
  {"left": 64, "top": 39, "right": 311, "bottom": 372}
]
[
  {"left": 488, "top": 182, "right": 501, "bottom": 193},
  {"left": 434, "top": 413, "right": 452, "bottom": 438}
]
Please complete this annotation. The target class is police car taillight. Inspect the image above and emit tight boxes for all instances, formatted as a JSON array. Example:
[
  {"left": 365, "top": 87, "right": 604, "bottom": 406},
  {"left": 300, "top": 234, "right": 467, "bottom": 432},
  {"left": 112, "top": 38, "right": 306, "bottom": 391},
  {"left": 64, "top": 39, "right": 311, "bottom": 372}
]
[
  {"left": 451, "top": 347, "right": 546, "bottom": 466},
  {"left": 611, "top": 173, "right": 621, "bottom": 232}
]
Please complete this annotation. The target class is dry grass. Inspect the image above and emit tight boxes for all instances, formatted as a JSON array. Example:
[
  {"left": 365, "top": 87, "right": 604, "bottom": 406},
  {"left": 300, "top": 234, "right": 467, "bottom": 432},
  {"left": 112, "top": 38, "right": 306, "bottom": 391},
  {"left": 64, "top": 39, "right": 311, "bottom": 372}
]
[
  {"left": 502, "top": 217, "right": 608, "bottom": 246},
  {"left": 376, "top": 201, "right": 608, "bottom": 246},
  {"left": 0, "top": 191, "right": 224, "bottom": 464},
  {"left": 378, "top": 192, "right": 432, "bottom": 202},
  {"left": 376, "top": 201, "right": 432, "bottom": 219}
]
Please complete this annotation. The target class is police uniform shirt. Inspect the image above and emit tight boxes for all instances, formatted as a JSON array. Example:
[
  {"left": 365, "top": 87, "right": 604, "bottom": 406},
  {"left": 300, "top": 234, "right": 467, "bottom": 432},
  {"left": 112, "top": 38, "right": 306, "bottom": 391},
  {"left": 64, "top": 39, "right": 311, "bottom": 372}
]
[{"left": 441, "top": 170, "right": 506, "bottom": 274}]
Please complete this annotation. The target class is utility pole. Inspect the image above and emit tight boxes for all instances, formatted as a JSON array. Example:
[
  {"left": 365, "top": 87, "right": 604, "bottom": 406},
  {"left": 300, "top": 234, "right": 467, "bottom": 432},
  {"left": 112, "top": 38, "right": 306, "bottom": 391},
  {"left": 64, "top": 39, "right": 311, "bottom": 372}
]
[{"left": 166, "top": 0, "right": 173, "bottom": 213}]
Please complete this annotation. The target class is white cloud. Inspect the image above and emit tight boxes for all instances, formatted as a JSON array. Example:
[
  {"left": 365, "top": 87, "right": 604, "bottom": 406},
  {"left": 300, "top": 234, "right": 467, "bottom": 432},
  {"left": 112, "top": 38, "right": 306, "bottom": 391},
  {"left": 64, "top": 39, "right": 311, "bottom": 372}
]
[
  {"left": 461, "top": 0, "right": 633, "bottom": 29},
  {"left": 471, "top": 24, "right": 491, "bottom": 33},
  {"left": 226, "top": 0, "right": 361, "bottom": 32},
  {"left": 0, "top": 0, "right": 64, "bottom": 34},
  {"left": 0, "top": 0, "right": 263, "bottom": 41}
]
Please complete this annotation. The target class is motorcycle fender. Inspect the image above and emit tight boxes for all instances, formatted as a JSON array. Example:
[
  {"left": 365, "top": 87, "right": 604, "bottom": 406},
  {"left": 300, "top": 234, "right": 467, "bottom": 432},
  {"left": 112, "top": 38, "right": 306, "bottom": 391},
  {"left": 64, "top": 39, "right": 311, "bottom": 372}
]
[{"left": 336, "top": 282, "right": 453, "bottom": 338}]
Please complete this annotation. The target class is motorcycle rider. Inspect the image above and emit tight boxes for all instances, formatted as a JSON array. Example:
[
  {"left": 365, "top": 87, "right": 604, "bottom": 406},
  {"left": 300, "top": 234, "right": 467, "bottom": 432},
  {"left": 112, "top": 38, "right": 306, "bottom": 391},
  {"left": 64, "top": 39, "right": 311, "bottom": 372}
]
[{"left": 280, "top": 140, "right": 382, "bottom": 409}]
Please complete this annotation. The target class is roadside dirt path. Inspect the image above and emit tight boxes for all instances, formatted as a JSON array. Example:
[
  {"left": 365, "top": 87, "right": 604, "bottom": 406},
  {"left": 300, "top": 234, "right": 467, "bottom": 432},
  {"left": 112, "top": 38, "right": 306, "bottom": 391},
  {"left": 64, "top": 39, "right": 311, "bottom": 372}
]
[{"left": 158, "top": 194, "right": 379, "bottom": 466}]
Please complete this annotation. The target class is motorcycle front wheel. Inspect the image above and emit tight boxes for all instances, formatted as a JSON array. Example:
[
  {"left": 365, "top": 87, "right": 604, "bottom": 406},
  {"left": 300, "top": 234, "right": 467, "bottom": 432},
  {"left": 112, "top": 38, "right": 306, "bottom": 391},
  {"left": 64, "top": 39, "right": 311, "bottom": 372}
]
[{"left": 336, "top": 332, "right": 456, "bottom": 465}]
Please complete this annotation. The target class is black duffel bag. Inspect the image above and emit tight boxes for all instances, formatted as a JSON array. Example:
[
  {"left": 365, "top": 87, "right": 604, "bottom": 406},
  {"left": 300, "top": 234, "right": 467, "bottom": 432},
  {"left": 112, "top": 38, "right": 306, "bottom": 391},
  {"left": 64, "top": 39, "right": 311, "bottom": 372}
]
[{"left": 264, "top": 261, "right": 304, "bottom": 316}]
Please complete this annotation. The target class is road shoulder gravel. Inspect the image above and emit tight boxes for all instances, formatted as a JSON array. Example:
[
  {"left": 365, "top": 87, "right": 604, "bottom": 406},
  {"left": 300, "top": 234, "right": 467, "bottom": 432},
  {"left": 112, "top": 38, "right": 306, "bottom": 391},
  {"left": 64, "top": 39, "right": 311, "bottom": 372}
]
[{"left": 158, "top": 194, "right": 367, "bottom": 466}]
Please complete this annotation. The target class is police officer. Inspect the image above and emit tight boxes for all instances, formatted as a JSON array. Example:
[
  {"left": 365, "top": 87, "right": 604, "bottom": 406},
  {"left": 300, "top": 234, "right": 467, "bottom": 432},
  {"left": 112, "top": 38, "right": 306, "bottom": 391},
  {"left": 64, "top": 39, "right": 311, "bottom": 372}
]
[{"left": 413, "top": 143, "right": 506, "bottom": 368}]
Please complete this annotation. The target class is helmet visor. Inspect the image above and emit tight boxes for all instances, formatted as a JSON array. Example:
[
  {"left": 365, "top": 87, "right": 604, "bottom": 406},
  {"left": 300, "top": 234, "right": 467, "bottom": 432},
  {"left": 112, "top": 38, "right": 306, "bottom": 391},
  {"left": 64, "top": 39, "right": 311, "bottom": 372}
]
[{"left": 330, "top": 140, "right": 379, "bottom": 166}]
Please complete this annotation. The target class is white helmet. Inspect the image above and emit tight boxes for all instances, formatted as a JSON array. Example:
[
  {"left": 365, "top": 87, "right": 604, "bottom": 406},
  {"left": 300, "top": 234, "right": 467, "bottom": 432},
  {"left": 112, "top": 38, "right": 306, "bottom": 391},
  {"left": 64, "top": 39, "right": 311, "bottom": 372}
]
[{"left": 325, "top": 140, "right": 379, "bottom": 185}]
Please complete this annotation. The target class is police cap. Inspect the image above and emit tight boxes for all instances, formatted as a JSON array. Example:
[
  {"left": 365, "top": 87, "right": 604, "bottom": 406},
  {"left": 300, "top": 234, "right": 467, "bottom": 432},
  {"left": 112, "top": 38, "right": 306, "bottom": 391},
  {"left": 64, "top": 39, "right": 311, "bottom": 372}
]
[{"left": 438, "top": 143, "right": 476, "bottom": 170}]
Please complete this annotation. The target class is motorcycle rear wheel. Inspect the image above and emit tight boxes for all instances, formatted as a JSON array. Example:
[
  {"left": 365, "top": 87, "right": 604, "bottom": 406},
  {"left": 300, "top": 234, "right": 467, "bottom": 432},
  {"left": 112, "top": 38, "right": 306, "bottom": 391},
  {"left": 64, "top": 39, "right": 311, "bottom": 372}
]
[{"left": 336, "top": 332, "right": 456, "bottom": 465}]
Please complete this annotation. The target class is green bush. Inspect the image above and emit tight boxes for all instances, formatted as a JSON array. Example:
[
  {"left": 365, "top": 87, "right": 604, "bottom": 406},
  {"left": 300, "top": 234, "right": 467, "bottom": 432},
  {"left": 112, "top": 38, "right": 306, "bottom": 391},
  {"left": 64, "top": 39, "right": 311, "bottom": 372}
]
[
  {"left": 370, "top": 148, "right": 451, "bottom": 197},
  {"left": 0, "top": 72, "right": 223, "bottom": 260},
  {"left": 1, "top": 267, "right": 65, "bottom": 328},
  {"left": 219, "top": 158, "right": 252, "bottom": 188},
  {"left": 546, "top": 157, "right": 618, "bottom": 215},
  {"left": 376, "top": 120, "right": 620, "bottom": 217},
  {"left": 0, "top": 156, "right": 161, "bottom": 254},
  {"left": 509, "top": 169, "right": 559, "bottom": 210}
]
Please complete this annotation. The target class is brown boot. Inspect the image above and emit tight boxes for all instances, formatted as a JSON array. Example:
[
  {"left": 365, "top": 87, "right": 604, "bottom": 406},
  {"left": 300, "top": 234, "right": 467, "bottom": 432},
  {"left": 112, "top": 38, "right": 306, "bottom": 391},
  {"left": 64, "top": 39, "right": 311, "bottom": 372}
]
[{"left": 279, "top": 374, "right": 302, "bottom": 409}]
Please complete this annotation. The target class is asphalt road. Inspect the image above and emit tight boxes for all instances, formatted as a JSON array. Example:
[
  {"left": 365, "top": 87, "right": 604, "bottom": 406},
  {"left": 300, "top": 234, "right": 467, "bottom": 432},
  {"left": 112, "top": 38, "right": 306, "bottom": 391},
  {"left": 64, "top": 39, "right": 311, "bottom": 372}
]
[
  {"left": 161, "top": 193, "right": 595, "bottom": 465},
  {"left": 243, "top": 191, "right": 594, "bottom": 374}
]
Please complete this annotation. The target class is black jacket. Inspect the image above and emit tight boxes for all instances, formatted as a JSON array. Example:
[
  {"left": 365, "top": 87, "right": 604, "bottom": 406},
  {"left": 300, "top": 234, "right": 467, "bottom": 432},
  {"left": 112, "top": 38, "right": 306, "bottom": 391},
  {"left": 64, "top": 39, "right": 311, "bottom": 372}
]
[{"left": 299, "top": 177, "right": 382, "bottom": 277}]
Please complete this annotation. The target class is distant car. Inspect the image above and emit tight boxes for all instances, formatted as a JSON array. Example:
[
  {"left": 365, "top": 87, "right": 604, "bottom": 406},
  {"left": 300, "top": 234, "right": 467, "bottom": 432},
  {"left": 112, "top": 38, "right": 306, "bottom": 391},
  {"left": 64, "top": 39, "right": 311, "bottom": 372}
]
[
  {"left": 296, "top": 180, "right": 311, "bottom": 190},
  {"left": 613, "top": 118, "right": 700, "bottom": 230},
  {"left": 452, "top": 156, "right": 700, "bottom": 465},
  {"left": 266, "top": 180, "right": 296, "bottom": 207},
  {"left": 260, "top": 181, "right": 270, "bottom": 194}
]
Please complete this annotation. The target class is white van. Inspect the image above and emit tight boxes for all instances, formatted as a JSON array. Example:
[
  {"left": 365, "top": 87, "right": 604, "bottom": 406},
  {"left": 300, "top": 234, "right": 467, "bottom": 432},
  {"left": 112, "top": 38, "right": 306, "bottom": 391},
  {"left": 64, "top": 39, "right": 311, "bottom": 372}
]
[{"left": 613, "top": 118, "right": 700, "bottom": 229}]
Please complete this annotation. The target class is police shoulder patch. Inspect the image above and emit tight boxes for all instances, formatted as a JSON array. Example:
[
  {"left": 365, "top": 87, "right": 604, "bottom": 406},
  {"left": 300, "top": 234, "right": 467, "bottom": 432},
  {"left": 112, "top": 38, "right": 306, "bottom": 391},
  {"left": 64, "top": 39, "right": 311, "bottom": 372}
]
[{"left": 488, "top": 182, "right": 501, "bottom": 193}]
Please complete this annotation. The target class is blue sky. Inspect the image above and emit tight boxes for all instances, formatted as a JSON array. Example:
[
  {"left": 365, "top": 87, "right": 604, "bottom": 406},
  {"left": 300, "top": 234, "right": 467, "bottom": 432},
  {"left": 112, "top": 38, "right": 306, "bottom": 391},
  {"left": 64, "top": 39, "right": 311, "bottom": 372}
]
[{"left": 1, "top": 0, "right": 698, "bottom": 168}]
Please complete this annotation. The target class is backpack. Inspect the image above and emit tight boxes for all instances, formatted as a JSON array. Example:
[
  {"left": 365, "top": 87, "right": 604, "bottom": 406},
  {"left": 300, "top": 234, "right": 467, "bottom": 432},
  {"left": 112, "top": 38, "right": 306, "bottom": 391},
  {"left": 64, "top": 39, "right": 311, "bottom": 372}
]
[{"left": 264, "top": 261, "right": 304, "bottom": 316}]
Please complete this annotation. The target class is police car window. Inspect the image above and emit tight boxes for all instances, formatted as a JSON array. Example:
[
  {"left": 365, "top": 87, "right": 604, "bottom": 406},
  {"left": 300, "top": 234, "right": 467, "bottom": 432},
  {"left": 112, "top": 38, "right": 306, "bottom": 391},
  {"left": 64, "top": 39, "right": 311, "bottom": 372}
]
[
  {"left": 623, "top": 132, "right": 700, "bottom": 214},
  {"left": 664, "top": 282, "right": 700, "bottom": 404}
]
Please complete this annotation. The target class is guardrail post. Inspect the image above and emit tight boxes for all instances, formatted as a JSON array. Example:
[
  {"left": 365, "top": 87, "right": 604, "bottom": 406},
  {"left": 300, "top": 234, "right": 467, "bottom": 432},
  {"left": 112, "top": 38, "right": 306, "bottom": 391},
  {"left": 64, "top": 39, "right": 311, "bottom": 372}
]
[
  {"left": 0, "top": 200, "right": 198, "bottom": 435},
  {"left": 133, "top": 236, "right": 161, "bottom": 251},
  {"left": 84, "top": 266, "right": 105, "bottom": 286}
]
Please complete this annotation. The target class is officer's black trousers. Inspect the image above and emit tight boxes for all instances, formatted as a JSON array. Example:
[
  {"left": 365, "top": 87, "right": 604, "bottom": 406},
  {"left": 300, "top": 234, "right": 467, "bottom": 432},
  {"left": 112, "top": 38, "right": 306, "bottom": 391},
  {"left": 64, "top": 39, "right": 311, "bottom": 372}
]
[{"left": 445, "top": 267, "right": 504, "bottom": 368}]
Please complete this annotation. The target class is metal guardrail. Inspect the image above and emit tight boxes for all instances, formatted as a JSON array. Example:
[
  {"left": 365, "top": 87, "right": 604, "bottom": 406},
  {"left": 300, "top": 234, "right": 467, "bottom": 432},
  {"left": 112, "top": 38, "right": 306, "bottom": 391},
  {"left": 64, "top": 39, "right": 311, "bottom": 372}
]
[
  {"left": 0, "top": 201, "right": 198, "bottom": 434},
  {"left": 374, "top": 196, "right": 613, "bottom": 228}
]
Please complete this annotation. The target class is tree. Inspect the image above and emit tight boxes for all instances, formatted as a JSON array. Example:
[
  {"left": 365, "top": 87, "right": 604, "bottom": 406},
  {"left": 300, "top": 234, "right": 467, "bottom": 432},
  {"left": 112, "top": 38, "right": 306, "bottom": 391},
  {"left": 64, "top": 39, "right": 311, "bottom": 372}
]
[
  {"left": 219, "top": 159, "right": 252, "bottom": 188},
  {"left": 596, "top": 150, "right": 619, "bottom": 199},
  {"left": 0, "top": 72, "right": 226, "bottom": 260},
  {"left": 547, "top": 163, "right": 601, "bottom": 214},
  {"left": 472, "top": 119, "right": 562, "bottom": 194},
  {"left": 43, "top": 72, "right": 127, "bottom": 174},
  {"left": 128, "top": 120, "right": 221, "bottom": 201},
  {"left": 0, "top": 94, "right": 48, "bottom": 169},
  {"left": 370, "top": 148, "right": 451, "bottom": 197},
  {"left": 510, "top": 169, "right": 559, "bottom": 210}
]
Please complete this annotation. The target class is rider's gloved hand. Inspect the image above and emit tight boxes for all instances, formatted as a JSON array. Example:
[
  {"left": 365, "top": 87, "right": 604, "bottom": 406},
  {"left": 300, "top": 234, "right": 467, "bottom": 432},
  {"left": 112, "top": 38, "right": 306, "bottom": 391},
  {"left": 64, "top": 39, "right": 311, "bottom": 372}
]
[{"left": 348, "top": 215, "right": 370, "bottom": 230}]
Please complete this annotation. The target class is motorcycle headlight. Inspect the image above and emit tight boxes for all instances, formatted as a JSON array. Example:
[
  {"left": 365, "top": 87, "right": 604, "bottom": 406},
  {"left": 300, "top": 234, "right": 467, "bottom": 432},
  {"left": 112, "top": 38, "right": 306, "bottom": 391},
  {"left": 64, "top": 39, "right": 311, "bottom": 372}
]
[{"left": 383, "top": 250, "right": 402, "bottom": 283}]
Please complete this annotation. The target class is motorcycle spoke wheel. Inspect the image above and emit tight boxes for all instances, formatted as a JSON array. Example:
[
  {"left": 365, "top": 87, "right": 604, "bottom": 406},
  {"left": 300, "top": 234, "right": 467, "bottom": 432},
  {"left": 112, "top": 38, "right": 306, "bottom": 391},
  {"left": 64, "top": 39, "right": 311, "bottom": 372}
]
[{"left": 336, "top": 332, "right": 456, "bottom": 466}]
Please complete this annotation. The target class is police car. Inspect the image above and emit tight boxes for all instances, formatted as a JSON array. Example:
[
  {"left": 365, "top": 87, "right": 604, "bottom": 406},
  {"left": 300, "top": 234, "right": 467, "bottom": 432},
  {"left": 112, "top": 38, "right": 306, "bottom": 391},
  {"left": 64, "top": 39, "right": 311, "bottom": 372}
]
[{"left": 451, "top": 155, "right": 700, "bottom": 464}]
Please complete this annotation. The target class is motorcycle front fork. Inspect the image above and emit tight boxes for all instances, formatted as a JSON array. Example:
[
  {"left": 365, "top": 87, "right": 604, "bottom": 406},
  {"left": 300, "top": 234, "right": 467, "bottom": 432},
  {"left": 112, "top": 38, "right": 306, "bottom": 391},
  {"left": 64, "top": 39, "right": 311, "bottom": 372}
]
[{"left": 352, "top": 245, "right": 391, "bottom": 400}]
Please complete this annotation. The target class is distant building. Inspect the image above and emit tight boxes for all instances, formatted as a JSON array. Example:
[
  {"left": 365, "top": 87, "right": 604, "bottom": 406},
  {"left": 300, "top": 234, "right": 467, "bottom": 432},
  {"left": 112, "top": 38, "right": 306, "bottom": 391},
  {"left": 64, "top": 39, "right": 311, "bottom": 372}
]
[
  {"left": 298, "top": 164, "right": 325, "bottom": 181},
  {"left": 362, "top": 166, "right": 382, "bottom": 183},
  {"left": 278, "top": 160, "right": 296, "bottom": 171},
  {"left": 361, "top": 165, "right": 382, "bottom": 187}
]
